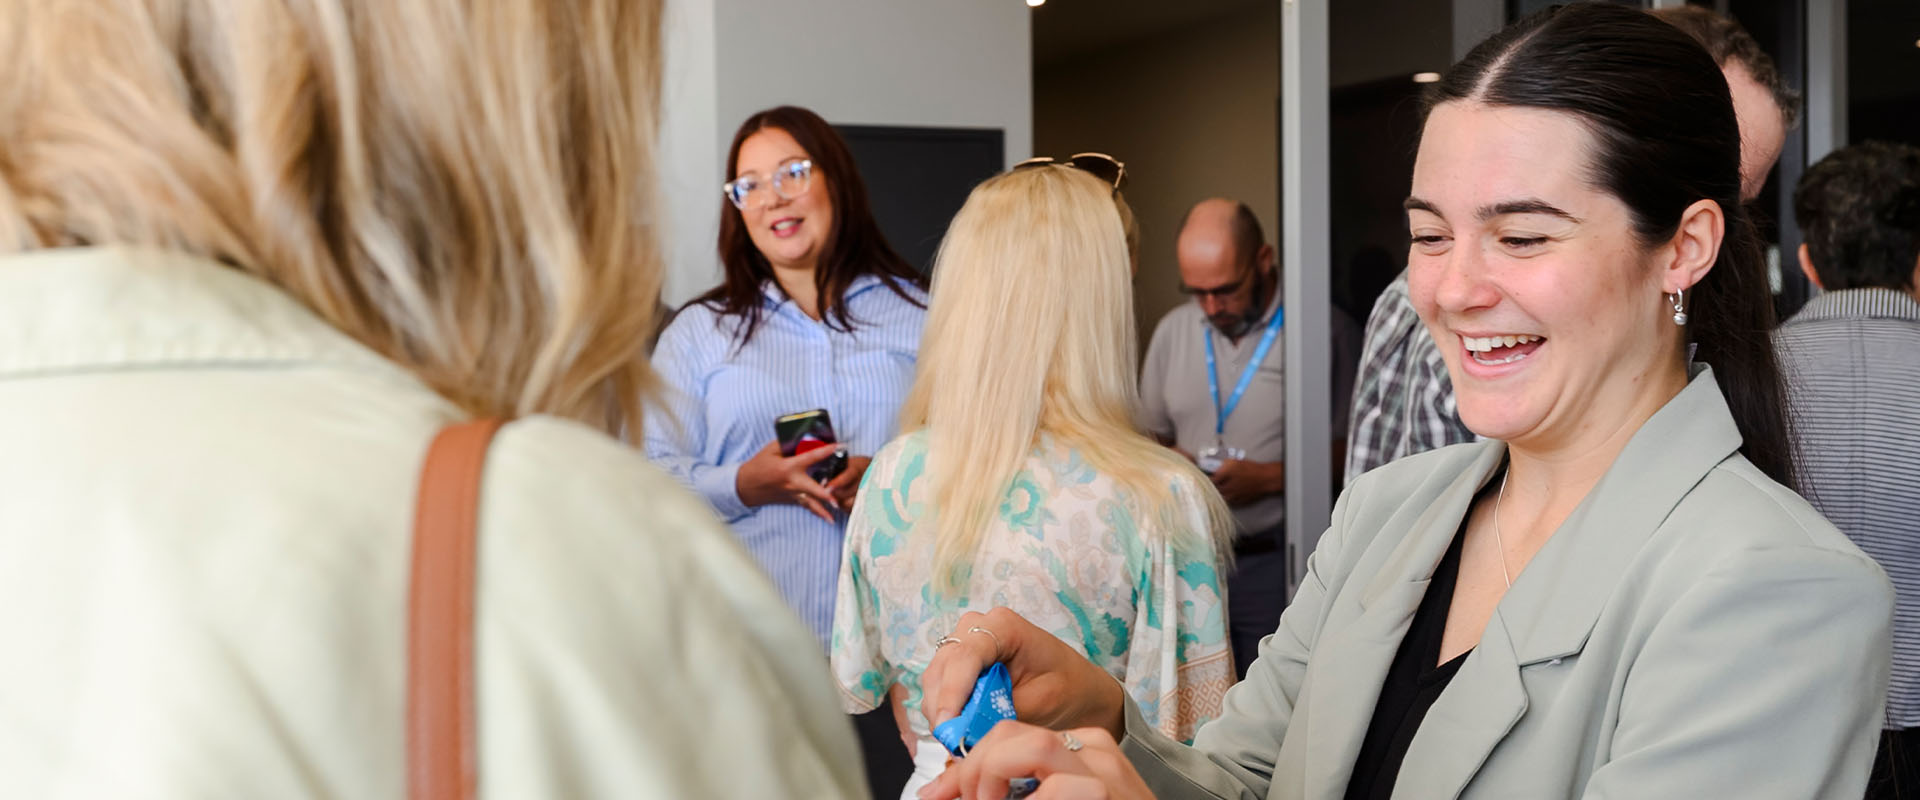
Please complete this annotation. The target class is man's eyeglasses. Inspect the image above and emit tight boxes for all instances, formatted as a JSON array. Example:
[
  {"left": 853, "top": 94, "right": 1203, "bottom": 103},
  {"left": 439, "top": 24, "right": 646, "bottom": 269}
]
[
  {"left": 1013, "top": 152, "right": 1127, "bottom": 193},
  {"left": 723, "top": 158, "right": 813, "bottom": 210},
  {"left": 1179, "top": 276, "right": 1249, "bottom": 300}
]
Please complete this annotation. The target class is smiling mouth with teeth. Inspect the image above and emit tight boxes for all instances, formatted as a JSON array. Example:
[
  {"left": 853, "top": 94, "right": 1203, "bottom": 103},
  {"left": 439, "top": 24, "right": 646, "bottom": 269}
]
[{"left": 1462, "top": 334, "right": 1545, "bottom": 365}]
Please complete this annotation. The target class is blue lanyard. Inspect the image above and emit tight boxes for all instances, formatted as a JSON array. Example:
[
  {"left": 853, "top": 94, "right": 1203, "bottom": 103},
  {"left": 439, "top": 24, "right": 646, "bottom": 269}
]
[{"left": 1204, "top": 307, "right": 1284, "bottom": 437}]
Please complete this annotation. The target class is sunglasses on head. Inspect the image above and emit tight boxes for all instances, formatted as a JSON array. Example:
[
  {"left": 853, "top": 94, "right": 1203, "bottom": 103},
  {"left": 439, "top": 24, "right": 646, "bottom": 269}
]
[{"left": 1013, "top": 152, "right": 1127, "bottom": 193}]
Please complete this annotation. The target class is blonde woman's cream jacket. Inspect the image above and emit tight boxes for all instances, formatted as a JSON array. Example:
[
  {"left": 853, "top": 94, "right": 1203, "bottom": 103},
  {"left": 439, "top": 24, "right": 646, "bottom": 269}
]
[{"left": 0, "top": 247, "right": 865, "bottom": 799}]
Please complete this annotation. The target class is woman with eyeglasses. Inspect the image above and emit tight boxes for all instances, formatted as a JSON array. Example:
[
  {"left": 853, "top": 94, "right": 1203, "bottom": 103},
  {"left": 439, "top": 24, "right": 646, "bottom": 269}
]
[
  {"left": 830, "top": 159, "right": 1235, "bottom": 799},
  {"left": 647, "top": 106, "right": 927, "bottom": 647}
]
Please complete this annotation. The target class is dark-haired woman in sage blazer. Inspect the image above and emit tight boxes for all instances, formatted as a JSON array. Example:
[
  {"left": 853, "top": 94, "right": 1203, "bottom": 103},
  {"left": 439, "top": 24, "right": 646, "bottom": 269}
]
[{"left": 912, "top": 5, "right": 1893, "bottom": 799}]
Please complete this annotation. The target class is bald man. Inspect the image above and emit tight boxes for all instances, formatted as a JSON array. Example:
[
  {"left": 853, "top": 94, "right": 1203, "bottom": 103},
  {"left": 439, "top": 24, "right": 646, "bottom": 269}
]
[
  {"left": 1140, "top": 198, "right": 1285, "bottom": 680},
  {"left": 1344, "top": 6, "right": 1799, "bottom": 486}
]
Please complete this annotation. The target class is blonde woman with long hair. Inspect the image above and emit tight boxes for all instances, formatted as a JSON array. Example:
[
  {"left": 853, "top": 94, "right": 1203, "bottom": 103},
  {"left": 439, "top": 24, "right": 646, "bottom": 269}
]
[
  {"left": 830, "top": 162, "right": 1236, "bottom": 797},
  {"left": 0, "top": 0, "right": 859, "bottom": 795}
]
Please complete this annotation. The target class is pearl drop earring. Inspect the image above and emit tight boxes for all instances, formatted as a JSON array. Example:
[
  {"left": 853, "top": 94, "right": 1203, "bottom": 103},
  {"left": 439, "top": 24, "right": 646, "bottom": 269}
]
[{"left": 1669, "top": 289, "right": 1688, "bottom": 326}]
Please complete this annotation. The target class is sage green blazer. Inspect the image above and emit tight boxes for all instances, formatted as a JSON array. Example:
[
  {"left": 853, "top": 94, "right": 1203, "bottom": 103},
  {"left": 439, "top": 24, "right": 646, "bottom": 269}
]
[{"left": 1122, "top": 368, "right": 1893, "bottom": 799}]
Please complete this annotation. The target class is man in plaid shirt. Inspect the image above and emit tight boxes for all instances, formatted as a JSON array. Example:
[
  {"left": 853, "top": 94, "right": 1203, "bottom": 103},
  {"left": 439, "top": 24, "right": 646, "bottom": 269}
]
[
  {"left": 1343, "top": 272, "right": 1475, "bottom": 485},
  {"left": 1344, "top": 5, "right": 1796, "bottom": 485}
]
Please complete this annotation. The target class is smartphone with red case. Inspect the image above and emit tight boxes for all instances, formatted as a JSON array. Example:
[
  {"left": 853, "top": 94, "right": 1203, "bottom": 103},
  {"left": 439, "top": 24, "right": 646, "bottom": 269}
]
[{"left": 775, "top": 409, "right": 847, "bottom": 484}]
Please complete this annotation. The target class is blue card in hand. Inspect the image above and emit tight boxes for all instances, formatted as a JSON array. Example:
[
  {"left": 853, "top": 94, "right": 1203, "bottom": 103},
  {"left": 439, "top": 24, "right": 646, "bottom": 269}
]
[{"left": 932, "top": 662, "right": 1017, "bottom": 757}]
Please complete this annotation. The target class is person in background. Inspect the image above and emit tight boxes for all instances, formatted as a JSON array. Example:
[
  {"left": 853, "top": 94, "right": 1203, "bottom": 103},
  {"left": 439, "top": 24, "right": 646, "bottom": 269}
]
[
  {"left": 0, "top": 1, "right": 861, "bottom": 796},
  {"left": 647, "top": 104, "right": 928, "bottom": 645},
  {"left": 648, "top": 104, "right": 927, "bottom": 797},
  {"left": 1657, "top": 4, "right": 1796, "bottom": 202},
  {"left": 916, "top": 5, "right": 1891, "bottom": 798},
  {"left": 1343, "top": 4, "right": 1799, "bottom": 485},
  {"left": 1775, "top": 140, "right": 1920, "bottom": 800},
  {"left": 1140, "top": 198, "right": 1286, "bottom": 680},
  {"left": 832, "top": 160, "right": 1235, "bottom": 798}
]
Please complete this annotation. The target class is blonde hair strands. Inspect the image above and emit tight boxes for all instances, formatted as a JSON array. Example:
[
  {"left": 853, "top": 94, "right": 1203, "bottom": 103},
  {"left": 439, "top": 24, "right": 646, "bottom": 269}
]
[
  {"left": 901, "top": 166, "right": 1234, "bottom": 594},
  {"left": 0, "top": 0, "right": 664, "bottom": 439}
]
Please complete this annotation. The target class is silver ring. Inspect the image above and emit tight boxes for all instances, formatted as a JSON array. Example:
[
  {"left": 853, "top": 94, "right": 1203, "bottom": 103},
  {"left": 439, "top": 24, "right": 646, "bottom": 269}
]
[
  {"left": 1060, "top": 730, "right": 1083, "bottom": 752},
  {"left": 934, "top": 636, "right": 963, "bottom": 650},
  {"left": 967, "top": 626, "right": 1002, "bottom": 656}
]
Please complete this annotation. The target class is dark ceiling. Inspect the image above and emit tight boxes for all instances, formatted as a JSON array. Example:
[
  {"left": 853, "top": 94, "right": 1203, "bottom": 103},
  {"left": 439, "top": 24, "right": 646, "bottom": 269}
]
[{"left": 1030, "top": 0, "right": 1270, "bottom": 69}]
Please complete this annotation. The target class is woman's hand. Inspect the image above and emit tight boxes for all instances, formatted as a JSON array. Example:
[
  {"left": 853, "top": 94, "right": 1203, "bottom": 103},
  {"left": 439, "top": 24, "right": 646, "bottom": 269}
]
[
  {"left": 828, "top": 455, "right": 873, "bottom": 508},
  {"left": 917, "top": 722, "right": 1152, "bottom": 800},
  {"left": 921, "top": 608, "right": 1127, "bottom": 742},
  {"left": 735, "top": 441, "right": 841, "bottom": 521}
]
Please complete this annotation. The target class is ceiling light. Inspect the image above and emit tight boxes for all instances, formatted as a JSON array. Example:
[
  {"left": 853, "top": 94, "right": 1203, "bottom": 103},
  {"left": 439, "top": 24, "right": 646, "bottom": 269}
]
[
  {"left": 1027, "top": 0, "right": 1045, "bottom": 7},
  {"left": 1413, "top": 72, "right": 1442, "bottom": 84}
]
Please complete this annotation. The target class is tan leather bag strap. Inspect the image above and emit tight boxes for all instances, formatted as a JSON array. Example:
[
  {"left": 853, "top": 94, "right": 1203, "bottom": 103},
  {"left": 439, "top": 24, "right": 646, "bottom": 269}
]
[{"left": 409, "top": 418, "right": 506, "bottom": 800}]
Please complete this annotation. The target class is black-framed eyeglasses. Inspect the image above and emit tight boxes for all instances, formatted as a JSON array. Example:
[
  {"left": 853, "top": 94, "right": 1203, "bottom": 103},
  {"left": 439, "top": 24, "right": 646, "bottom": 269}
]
[
  {"left": 723, "top": 158, "right": 813, "bottom": 210},
  {"left": 1013, "top": 152, "right": 1127, "bottom": 193},
  {"left": 1181, "top": 261, "right": 1266, "bottom": 300},
  {"left": 1179, "top": 276, "right": 1249, "bottom": 300}
]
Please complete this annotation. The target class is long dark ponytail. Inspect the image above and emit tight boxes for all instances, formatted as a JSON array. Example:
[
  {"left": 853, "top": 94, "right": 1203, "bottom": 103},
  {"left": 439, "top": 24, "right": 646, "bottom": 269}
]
[{"left": 1425, "top": 2, "right": 1794, "bottom": 487}]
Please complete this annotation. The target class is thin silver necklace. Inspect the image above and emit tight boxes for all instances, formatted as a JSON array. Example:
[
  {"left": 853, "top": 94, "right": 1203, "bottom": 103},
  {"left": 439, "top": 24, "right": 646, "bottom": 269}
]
[{"left": 1493, "top": 470, "right": 1514, "bottom": 589}]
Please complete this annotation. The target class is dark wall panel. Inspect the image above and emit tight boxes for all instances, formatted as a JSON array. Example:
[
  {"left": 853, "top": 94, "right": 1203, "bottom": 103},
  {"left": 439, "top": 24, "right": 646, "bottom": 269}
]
[{"left": 837, "top": 125, "right": 1005, "bottom": 274}]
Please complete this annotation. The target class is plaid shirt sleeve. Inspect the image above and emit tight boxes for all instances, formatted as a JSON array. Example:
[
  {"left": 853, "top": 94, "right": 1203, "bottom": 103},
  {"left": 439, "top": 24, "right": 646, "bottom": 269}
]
[{"left": 1344, "top": 272, "right": 1476, "bottom": 485}]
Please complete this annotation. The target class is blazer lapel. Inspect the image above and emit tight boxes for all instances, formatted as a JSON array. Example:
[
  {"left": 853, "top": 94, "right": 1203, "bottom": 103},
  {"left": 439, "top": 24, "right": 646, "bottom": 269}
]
[
  {"left": 1393, "top": 613, "right": 1528, "bottom": 799},
  {"left": 1495, "top": 367, "right": 1743, "bottom": 666},
  {"left": 1300, "top": 445, "right": 1508, "bottom": 800},
  {"left": 1393, "top": 368, "right": 1745, "bottom": 798},
  {"left": 1301, "top": 579, "right": 1428, "bottom": 800}
]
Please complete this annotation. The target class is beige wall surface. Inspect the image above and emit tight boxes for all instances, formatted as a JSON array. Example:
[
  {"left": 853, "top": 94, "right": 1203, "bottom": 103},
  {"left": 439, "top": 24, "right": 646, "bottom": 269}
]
[{"left": 1033, "top": 3, "right": 1280, "bottom": 354}]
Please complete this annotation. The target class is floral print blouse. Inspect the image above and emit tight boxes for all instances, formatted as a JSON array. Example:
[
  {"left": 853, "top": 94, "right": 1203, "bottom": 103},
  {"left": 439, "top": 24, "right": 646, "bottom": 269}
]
[{"left": 830, "top": 431, "right": 1234, "bottom": 744}]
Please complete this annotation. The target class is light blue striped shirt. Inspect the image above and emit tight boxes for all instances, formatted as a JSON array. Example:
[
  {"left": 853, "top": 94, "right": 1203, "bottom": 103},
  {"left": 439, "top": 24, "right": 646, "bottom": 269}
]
[{"left": 646, "top": 275, "right": 927, "bottom": 645}]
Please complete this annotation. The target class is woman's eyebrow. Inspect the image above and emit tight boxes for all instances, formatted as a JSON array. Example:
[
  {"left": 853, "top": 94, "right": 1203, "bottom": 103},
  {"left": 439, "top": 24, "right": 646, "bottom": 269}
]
[
  {"left": 1402, "top": 197, "right": 1583, "bottom": 225},
  {"left": 1478, "top": 199, "right": 1582, "bottom": 224}
]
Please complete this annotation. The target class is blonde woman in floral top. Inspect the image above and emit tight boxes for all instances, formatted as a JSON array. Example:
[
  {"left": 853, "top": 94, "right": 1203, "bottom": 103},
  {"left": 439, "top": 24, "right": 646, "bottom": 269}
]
[{"left": 831, "top": 161, "right": 1234, "bottom": 798}]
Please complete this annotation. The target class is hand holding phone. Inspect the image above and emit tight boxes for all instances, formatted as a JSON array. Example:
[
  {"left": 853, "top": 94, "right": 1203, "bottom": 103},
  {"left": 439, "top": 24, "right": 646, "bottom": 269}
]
[{"left": 734, "top": 440, "right": 842, "bottom": 520}]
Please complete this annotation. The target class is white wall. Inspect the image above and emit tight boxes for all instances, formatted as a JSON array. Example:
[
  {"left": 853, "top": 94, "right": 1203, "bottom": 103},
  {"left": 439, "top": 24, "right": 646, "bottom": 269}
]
[
  {"left": 659, "top": 0, "right": 724, "bottom": 308},
  {"left": 1033, "top": 3, "right": 1279, "bottom": 351},
  {"left": 657, "top": 0, "right": 1033, "bottom": 306}
]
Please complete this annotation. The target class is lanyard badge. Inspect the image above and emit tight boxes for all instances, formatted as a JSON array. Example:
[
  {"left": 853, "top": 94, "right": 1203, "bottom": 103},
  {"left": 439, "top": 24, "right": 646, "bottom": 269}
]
[{"left": 1198, "top": 307, "right": 1281, "bottom": 473}]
